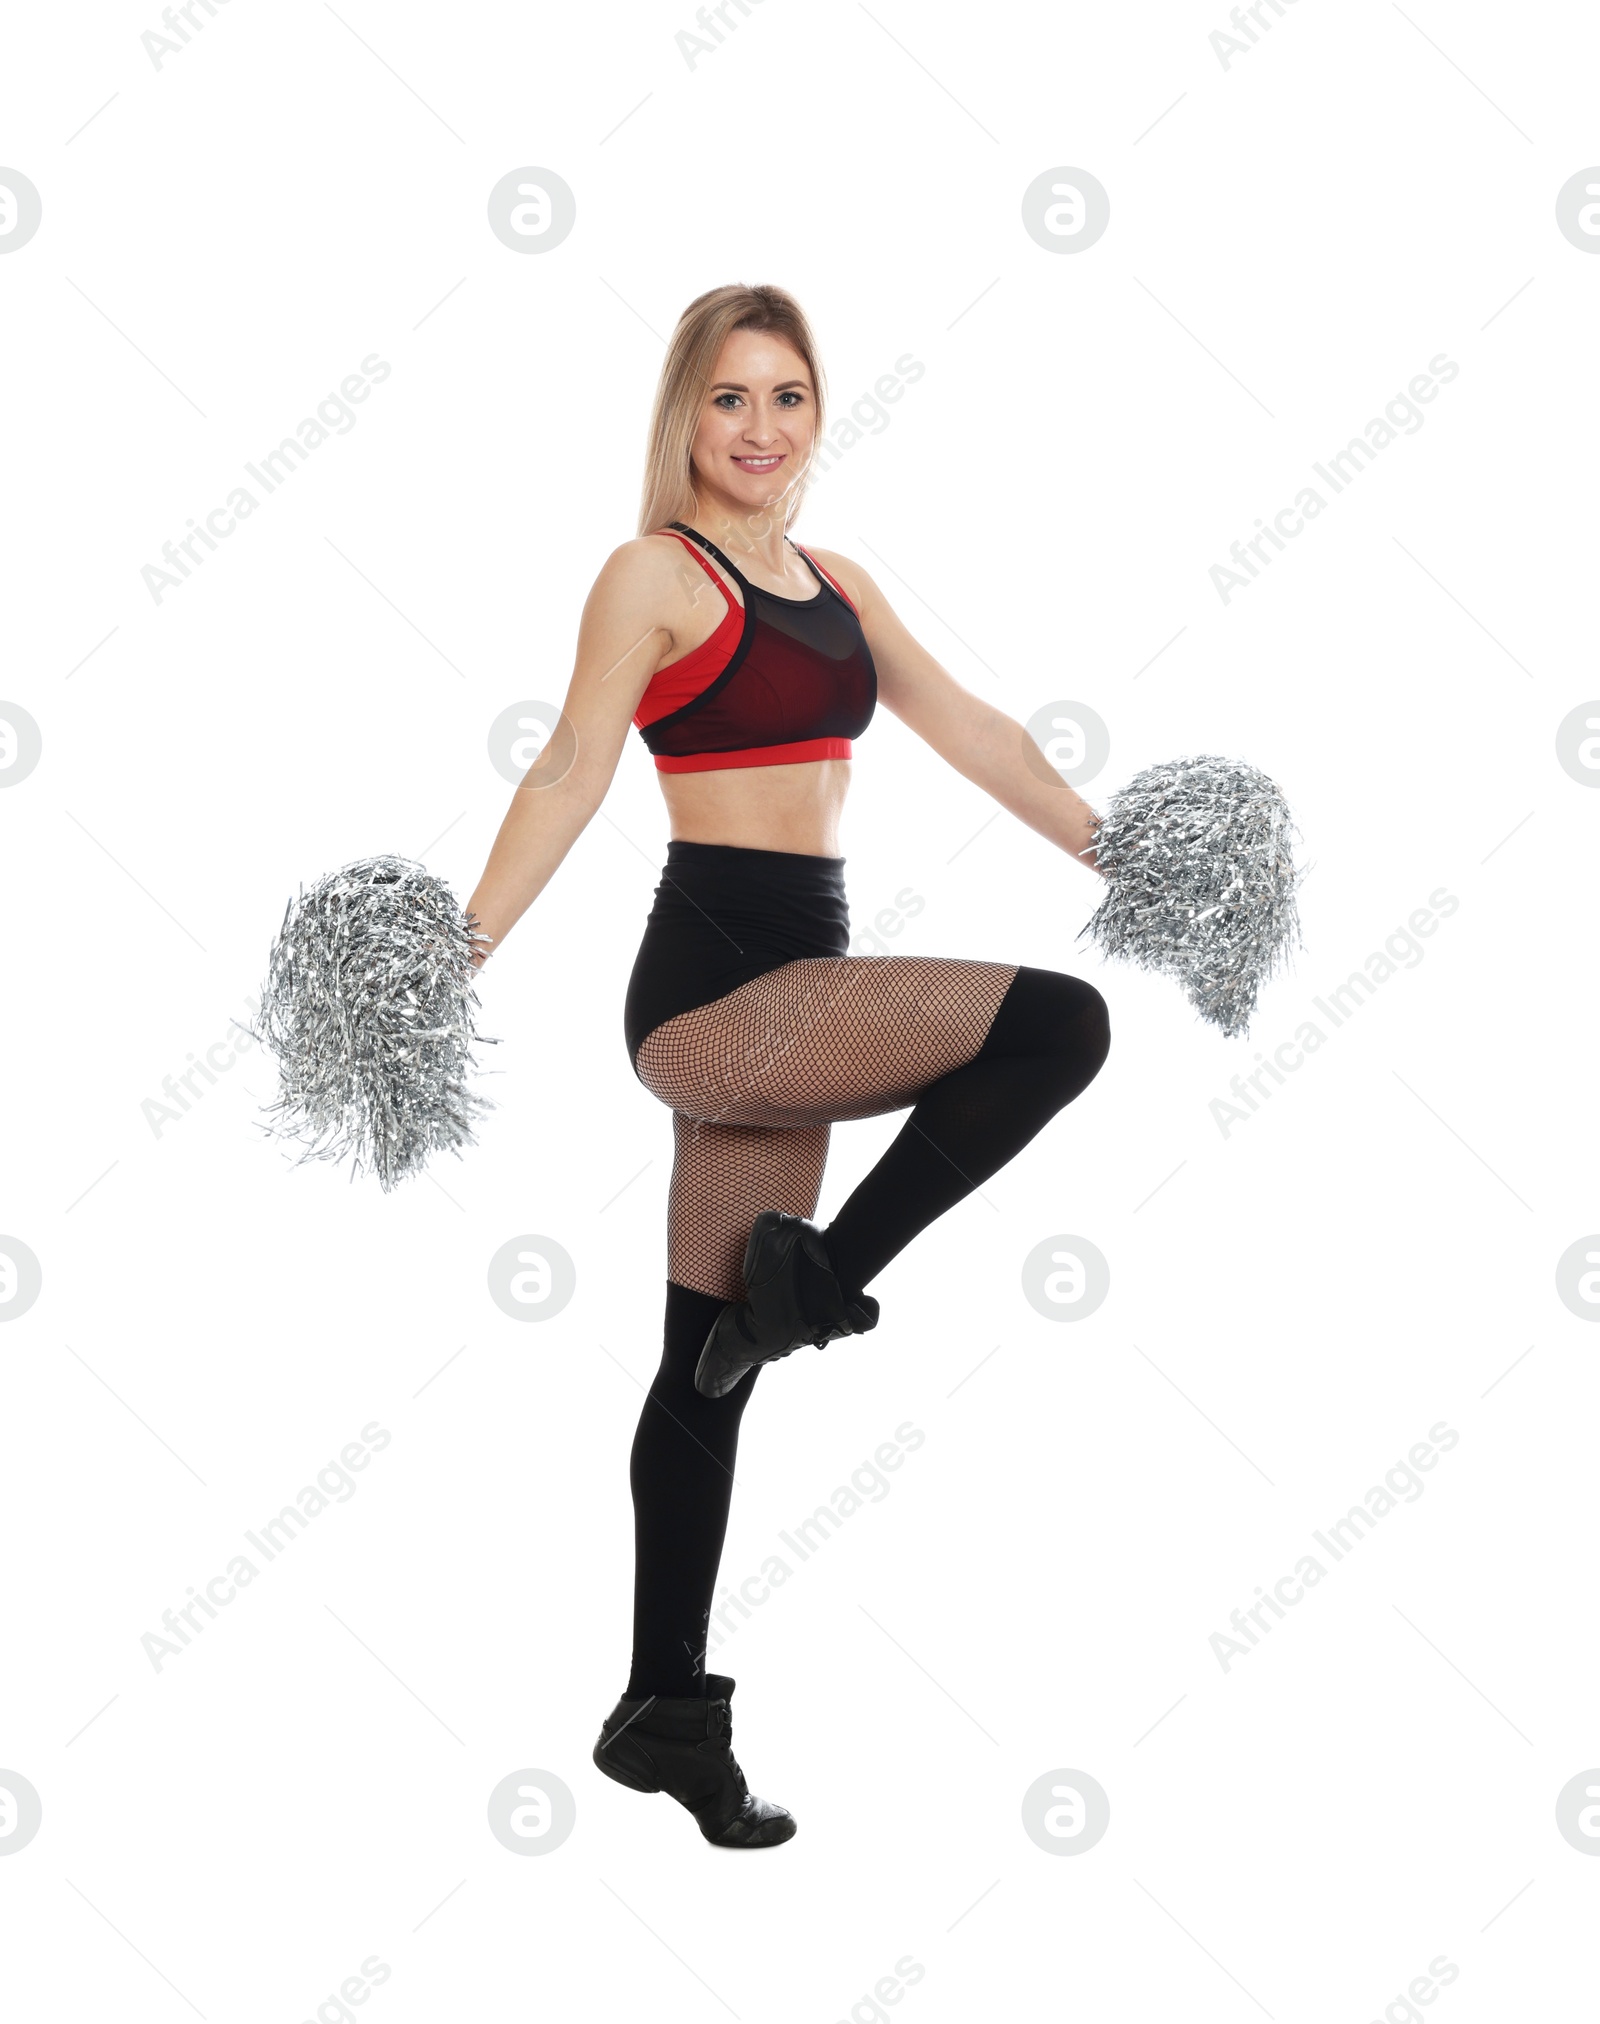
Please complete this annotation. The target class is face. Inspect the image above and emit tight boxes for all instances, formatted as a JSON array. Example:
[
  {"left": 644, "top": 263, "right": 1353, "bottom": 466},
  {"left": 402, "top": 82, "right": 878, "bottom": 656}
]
[{"left": 688, "top": 328, "right": 816, "bottom": 522}]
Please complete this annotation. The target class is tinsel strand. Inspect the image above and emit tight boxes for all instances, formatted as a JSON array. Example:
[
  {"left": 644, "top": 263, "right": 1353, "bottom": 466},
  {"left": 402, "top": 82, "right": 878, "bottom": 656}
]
[
  {"left": 1076, "top": 754, "right": 1308, "bottom": 1039},
  {"left": 250, "top": 855, "right": 498, "bottom": 1191}
]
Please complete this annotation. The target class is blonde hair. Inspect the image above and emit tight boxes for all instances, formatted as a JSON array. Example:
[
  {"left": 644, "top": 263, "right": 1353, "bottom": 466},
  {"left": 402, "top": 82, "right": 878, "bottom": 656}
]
[{"left": 637, "top": 283, "right": 827, "bottom": 539}]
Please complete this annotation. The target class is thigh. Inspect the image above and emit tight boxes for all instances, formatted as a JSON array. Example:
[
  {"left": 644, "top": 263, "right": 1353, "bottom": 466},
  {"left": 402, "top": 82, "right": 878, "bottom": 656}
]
[
  {"left": 666, "top": 1111, "right": 832, "bottom": 1303},
  {"left": 636, "top": 955, "right": 1019, "bottom": 1128}
]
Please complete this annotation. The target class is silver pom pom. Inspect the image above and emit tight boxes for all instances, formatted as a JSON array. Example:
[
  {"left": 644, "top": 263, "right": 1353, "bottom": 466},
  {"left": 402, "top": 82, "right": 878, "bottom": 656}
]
[
  {"left": 251, "top": 854, "right": 498, "bottom": 1190},
  {"left": 1077, "top": 755, "right": 1308, "bottom": 1039}
]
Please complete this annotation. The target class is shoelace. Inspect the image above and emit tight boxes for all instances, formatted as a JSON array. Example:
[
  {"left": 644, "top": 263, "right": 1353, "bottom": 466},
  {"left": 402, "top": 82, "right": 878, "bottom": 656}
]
[{"left": 705, "top": 1704, "right": 746, "bottom": 1782}]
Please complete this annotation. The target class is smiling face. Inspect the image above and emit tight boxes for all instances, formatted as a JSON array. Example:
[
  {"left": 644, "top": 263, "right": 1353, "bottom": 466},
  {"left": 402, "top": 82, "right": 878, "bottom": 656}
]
[{"left": 688, "top": 327, "right": 817, "bottom": 522}]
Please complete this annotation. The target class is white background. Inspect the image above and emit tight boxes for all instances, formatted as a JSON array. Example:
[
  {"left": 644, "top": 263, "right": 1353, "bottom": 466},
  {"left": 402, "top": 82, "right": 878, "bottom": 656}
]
[{"left": 3, "top": 1, "right": 1597, "bottom": 2018}]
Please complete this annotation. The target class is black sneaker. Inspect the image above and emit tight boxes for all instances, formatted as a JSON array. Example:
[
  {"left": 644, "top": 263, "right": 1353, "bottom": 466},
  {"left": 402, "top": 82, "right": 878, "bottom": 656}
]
[
  {"left": 694, "top": 1210, "right": 879, "bottom": 1400},
  {"left": 592, "top": 1672, "right": 796, "bottom": 1848}
]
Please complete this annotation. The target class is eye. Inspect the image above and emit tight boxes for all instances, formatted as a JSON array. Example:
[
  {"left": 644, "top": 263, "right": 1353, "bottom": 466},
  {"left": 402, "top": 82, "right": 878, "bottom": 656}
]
[{"left": 712, "top": 390, "right": 807, "bottom": 410}]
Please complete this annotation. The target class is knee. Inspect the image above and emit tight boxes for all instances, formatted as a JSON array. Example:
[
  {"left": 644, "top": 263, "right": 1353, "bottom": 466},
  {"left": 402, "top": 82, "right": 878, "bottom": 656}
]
[
  {"left": 1010, "top": 966, "right": 1110, "bottom": 1086},
  {"left": 1070, "top": 975, "right": 1111, "bottom": 1064}
]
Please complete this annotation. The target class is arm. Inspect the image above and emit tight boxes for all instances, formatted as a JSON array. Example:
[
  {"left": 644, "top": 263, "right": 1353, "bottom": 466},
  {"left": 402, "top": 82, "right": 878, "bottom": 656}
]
[
  {"left": 465, "top": 540, "right": 676, "bottom": 965},
  {"left": 807, "top": 548, "right": 1107, "bottom": 877}
]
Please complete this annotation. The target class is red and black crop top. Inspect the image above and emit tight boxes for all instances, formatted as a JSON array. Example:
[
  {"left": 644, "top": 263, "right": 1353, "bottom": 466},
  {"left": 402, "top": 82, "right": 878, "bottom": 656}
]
[{"left": 632, "top": 521, "right": 877, "bottom": 772}]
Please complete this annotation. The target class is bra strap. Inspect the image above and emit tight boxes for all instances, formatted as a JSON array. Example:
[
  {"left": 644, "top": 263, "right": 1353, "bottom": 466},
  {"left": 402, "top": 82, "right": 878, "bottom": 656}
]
[
  {"left": 788, "top": 541, "right": 859, "bottom": 616},
  {"left": 667, "top": 520, "right": 749, "bottom": 591},
  {"left": 670, "top": 520, "right": 843, "bottom": 607},
  {"left": 653, "top": 526, "right": 739, "bottom": 614}
]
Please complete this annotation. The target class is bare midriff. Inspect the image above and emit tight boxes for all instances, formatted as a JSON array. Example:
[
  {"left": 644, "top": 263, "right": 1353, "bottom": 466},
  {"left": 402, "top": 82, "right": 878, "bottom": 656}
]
[{"left": 659, "top": 758, "right": 852, "bottom": 857}]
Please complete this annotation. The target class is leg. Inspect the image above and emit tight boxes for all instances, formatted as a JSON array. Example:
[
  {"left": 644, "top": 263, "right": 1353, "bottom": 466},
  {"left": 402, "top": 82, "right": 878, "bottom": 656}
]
[
  {"left": 664, "top": 1111, "right": 832, "bottom": 1302},
  {"left": 824, "top": 966, "right": 1111, "bottom": 1293},
  {"left": 625, "top": 1113, "right": 829, "bottom": 1698},
  {"left": 635, "top": 953, "right": 1020, "bottom": 1129},
  {"left": 634, "top": 956, "right": 1112, "bottom": 1293}
]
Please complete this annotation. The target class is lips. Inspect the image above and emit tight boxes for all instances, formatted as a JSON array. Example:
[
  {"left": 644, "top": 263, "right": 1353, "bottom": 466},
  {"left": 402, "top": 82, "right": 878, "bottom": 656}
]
[{"left": 732, "top": 454, "right": 784, "bottom": 470}]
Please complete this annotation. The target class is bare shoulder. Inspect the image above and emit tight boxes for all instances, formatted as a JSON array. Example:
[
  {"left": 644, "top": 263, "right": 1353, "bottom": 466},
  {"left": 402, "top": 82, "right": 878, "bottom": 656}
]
[
  {"left": 590, "top": 532, "right": 685, "bottom": 606},
  {"left": 573, "top": 534, "right": 695, "bottom": 650}
]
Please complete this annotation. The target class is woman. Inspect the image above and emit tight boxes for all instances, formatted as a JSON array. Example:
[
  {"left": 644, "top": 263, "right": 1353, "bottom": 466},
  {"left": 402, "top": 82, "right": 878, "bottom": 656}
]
[{"left": 465, "top": 283, "right": 1111, "bottom": 1850}]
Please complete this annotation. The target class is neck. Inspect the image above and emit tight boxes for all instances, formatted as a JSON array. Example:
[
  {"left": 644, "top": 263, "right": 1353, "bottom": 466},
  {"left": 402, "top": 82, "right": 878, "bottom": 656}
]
[{"left": 685, "top": 483, "right": 807, "bottom": 574}]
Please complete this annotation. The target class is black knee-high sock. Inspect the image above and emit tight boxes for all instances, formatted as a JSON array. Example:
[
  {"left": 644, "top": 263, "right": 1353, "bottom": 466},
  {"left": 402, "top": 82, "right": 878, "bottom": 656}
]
[
  {"left": 822, "top": 967, "right": 1111, "bottom": 1296},
  {"left": 625, "top": 1281, "right": 761, "bottom": 1699}
]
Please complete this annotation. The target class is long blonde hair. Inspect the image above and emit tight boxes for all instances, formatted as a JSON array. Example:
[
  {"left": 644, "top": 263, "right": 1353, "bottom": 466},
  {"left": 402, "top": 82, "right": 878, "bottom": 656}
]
[{"left": 637, "top": 283, "right": 827, "bottom": 539}]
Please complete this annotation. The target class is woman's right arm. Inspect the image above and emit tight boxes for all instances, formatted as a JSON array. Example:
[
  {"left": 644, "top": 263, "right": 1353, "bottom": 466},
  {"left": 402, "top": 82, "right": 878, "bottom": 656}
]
[{"left": 465, "top": 539, "right": 676, "bottom": 966}]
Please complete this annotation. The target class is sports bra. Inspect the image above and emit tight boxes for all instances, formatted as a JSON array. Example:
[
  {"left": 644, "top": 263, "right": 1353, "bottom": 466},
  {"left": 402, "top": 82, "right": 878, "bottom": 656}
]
[{"left": 632, "top": 521, "right": 877, "bottom": 772}]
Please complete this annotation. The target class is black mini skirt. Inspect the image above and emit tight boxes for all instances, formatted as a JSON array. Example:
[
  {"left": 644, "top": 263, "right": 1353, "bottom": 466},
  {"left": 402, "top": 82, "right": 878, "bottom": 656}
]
[{"left": 623, "top": 839, "right": 851, "bottom": 1074}]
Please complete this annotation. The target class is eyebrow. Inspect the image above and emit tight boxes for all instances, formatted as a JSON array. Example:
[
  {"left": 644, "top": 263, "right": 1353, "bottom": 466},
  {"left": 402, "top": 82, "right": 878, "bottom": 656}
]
[{"left": 709, "top": 380, "right": 809, "bottom": 392}]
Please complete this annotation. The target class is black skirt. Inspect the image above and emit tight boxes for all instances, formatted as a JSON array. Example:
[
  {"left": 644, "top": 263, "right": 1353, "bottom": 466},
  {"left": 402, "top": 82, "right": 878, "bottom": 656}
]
[{"left": 623, "top": 839, "right": 851, "bottom": 1074}]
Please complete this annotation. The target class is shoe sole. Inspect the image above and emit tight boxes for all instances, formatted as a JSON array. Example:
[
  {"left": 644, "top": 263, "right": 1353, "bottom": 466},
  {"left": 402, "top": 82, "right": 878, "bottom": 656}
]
[
  {"left": 703, "top": 1819, "right": 797, "bottom": 1848},
  {"left": 594, "top": 1745, "right": 797, "bottom": 1847},
  {"left": 693, "top": 1310, "right": 758, "bottom": 1400}
]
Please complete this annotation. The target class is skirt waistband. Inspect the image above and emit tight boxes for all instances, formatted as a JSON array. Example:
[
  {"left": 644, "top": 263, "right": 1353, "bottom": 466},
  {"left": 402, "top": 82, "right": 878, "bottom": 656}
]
[
  {"left": 662, "top": 837, "right": 845, "bottom": 878},
  {"left": 625, "top": 841, "right": 851, "bottom": 1068}
]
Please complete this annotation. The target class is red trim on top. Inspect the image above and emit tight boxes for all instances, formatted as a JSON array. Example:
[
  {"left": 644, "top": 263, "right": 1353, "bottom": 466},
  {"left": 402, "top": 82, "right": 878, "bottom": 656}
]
[
  {"left": 632, "top": 530, "right": 743, "bottom": 729},
  {"left": 792, "top": 544, "right": 859, "bottom": 617},
  {"left": 654, "top": 736, "right": 852, "bottom": 774}
]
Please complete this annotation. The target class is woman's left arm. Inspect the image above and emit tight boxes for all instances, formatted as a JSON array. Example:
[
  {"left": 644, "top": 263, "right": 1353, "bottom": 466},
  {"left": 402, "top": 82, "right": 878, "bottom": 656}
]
[{"left": 812, "top": 548, "right": 1107, "bottom": 878}]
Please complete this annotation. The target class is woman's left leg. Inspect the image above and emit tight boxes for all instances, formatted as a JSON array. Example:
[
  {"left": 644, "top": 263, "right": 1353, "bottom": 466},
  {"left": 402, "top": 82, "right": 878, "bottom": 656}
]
[
  {"left": 625, "top": 1112, "right": 830, "bottom": 1698},
  {"left": 820, "top": 964, "right": 1110, "bottom": 1295}
]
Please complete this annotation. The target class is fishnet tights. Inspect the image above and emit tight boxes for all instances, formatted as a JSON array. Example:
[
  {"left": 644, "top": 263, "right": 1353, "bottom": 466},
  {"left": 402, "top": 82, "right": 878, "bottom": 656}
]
[{"left": 635, "top": 956, "right": 1019, "bottom": 1301}]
